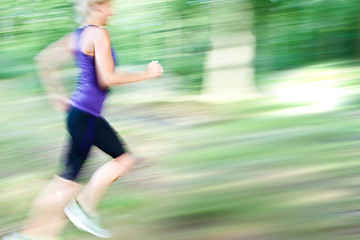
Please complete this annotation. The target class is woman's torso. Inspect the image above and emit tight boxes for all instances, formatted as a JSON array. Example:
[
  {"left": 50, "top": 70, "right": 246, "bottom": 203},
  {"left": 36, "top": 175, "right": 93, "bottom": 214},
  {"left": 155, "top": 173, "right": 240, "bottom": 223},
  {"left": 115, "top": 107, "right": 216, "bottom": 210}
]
[{"left": 70, "top": 25, "right": 117, "bottom": 117}]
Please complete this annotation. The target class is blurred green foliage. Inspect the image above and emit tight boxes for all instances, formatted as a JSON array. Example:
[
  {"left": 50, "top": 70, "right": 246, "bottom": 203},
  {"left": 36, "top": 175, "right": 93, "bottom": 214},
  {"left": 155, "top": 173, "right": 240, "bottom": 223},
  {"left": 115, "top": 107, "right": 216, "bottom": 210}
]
[
  {"left": 0, "top": 0, "right": 212, "bottom": 93},
  {"left": 0, "top": 0, "right": 359, "bottom": 87},
  {"left": 254, "top": 0, "right": 360, "bottom": 73}
]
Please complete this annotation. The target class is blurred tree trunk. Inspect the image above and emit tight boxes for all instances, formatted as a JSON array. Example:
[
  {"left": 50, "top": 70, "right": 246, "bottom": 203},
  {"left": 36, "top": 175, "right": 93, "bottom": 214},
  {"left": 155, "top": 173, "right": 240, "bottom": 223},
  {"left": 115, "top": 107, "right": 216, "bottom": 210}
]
[{"left": 202, "top": 0, "right": 258, "bottom": 101}]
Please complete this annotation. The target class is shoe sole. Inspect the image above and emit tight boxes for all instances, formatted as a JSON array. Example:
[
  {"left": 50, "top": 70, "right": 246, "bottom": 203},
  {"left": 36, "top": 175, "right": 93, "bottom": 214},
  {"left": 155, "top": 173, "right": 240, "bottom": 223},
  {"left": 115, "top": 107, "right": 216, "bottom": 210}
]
[{"left": 64, "top": 204, "right": 112, "bottom": 239}]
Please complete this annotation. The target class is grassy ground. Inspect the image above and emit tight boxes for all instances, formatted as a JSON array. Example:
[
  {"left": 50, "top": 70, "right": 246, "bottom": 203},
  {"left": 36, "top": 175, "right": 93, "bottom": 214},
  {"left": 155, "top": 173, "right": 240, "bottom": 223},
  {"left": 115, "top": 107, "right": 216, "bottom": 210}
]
[{"left": 1, "top": 74, "right": 360, "bottom": 240}]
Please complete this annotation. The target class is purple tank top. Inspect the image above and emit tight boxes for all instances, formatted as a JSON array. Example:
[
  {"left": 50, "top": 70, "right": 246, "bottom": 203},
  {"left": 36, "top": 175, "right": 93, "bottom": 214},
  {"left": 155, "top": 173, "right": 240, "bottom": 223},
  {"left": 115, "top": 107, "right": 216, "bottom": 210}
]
[{"left": 71, "top": 25, "right": 117, "bottom": 117}]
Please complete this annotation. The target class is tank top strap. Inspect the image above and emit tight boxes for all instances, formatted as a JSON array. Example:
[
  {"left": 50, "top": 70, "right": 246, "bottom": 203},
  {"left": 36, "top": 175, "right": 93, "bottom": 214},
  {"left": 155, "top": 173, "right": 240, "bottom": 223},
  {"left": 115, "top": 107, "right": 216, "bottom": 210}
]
[
  {"left": 74, "top": 25, "right": 100, "bottom": 52},
  {"left": 73, "top": 25, "right": 118, "bottom": 65}
]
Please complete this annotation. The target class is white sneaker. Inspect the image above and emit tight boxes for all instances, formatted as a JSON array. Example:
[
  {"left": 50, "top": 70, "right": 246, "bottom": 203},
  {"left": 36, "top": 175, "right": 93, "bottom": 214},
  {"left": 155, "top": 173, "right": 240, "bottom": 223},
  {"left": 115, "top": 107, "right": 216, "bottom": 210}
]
[{"left": 64, "top": 199, "right": 112, "bottom": 238}]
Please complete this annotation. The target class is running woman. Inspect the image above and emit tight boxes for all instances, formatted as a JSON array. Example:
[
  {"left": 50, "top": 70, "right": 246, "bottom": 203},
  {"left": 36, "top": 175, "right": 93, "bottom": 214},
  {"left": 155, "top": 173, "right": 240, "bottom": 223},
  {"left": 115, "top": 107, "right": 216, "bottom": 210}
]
[{"left": 3, "top": 0, "right": 163, "bottom": 239}]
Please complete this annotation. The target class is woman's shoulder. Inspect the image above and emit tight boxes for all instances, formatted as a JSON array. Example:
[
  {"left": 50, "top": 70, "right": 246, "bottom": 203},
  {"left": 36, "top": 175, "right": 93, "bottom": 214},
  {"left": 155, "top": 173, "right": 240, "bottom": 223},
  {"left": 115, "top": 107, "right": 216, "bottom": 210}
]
[
  {"left": 90, "top": 27, "right": 112, "bottom": 48},
  {"left": 82, "top": 25, "right": 111, "bottom": 41}
]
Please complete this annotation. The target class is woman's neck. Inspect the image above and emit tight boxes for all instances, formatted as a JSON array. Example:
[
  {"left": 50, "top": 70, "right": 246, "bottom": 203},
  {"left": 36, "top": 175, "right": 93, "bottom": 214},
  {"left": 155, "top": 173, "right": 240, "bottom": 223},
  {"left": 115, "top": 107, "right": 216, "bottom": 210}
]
[{"left": 84, "top": 15, "right": 104, "bottom": 27}]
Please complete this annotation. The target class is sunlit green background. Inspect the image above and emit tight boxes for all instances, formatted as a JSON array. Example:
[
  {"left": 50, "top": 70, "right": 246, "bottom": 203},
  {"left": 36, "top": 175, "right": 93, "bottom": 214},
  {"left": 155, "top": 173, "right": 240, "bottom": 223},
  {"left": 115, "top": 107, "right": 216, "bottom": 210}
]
[{"left": 1, "top": 0, "right": 360, "bottom": 239}]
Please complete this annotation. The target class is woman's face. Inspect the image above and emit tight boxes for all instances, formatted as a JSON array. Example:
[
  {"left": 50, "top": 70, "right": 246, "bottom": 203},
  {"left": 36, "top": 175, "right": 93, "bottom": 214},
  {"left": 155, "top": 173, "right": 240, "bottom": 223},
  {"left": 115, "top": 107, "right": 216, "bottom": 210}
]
[{"left": 97, "top": 1, "right": 114, "bottom": 25}]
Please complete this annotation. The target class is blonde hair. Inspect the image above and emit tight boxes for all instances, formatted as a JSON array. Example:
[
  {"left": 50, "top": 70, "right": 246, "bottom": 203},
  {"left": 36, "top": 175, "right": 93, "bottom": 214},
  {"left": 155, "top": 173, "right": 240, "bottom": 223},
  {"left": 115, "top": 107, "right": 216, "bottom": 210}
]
[{"left": 75, "top": 0, "right": 110, "bottom": 23}]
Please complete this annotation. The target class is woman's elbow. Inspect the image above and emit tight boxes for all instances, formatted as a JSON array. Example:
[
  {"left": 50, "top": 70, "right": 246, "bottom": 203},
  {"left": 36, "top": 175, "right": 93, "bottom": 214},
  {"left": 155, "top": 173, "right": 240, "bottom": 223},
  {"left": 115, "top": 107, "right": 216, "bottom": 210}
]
[
  {"left": 98, "top": 81, "right": 110, "bottom": 90},
  {"left": 98, "top": 76, "right": 113, "bottom": 90},
  {"left": 34, "top": 53, "right": 54, "bottom": 69},
  {"left": 34, "top": 54, "right": 46, "bottom": 66}
]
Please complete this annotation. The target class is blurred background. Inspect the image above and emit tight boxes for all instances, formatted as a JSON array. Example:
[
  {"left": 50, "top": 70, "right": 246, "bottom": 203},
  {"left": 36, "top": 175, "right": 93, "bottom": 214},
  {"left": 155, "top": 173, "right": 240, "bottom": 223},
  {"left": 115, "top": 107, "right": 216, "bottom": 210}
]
[{"left": 1, "top": 0, "right": 360, "bottom": 239}]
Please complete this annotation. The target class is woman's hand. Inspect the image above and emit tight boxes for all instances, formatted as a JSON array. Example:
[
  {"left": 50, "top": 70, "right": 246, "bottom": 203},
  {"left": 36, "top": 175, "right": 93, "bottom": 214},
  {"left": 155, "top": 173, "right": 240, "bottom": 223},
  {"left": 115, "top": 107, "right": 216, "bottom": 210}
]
[
  {"left": 145, "top": 60, "right": 163, "bottom": 79},
  {"left": 49, "top": 95, "right": 71, "bottom": 113}
]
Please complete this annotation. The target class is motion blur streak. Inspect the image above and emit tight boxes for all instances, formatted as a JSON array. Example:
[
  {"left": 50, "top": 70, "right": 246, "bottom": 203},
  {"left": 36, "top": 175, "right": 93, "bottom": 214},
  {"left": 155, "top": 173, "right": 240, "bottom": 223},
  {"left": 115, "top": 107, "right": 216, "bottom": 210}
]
[{"left": 1, "top": 0, "right": 360, "bottom": 240}]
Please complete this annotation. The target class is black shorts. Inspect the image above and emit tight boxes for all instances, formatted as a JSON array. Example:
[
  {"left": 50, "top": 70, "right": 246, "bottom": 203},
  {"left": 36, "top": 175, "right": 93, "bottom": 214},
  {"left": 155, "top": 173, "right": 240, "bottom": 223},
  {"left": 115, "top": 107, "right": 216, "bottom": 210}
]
[{"left": 59, "top": 107, "right": 128, "bottom": 181}]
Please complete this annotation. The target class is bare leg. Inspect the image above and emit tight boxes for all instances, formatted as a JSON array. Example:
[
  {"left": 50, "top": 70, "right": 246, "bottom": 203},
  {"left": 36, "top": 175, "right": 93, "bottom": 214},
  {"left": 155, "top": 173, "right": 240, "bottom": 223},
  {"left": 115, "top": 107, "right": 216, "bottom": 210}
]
[
  {"left": 20, "top": 176, "right": 82, "bottom": 238},
  {"left": 76, "top": 153, "right": 136, "bottom": 214}
]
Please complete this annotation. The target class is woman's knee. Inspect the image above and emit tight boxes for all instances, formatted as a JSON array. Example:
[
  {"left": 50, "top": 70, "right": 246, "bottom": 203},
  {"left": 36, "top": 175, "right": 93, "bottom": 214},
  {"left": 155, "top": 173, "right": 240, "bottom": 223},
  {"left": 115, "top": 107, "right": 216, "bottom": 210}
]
[{"left": 114, "top": 153, "right": 136, "bottom": 170}]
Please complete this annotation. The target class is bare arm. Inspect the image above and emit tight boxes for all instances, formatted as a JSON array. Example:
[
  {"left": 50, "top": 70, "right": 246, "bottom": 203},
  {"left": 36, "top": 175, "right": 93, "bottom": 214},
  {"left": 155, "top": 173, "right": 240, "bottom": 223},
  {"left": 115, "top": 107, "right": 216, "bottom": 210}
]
[
  {"left": 93, "top": 28, "right": 163, "bottom": 89},
  {"left": 34, "top": 34, "right": 73, "bottom": 112}
]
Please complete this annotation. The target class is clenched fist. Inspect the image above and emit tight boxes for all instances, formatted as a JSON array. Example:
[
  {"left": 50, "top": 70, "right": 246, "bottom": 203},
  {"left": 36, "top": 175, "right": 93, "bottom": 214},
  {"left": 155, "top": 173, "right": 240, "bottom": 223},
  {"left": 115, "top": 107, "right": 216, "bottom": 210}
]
[{"left": 145, "top": 60, "right": 163, "bottom": 79}]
